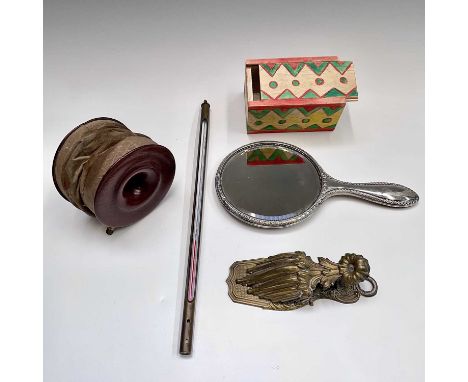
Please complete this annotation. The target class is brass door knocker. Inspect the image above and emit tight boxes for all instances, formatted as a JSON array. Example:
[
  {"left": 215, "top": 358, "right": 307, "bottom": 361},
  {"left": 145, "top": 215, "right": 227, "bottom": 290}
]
[{"left": 227, "top": 252, "right": 377, "bottom": 311}]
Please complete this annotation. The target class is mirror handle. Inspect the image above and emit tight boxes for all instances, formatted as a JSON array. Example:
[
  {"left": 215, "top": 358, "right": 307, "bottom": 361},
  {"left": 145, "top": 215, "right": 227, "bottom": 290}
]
[{"left": 323, "top": 176, "right": 419, "bottom": 208}]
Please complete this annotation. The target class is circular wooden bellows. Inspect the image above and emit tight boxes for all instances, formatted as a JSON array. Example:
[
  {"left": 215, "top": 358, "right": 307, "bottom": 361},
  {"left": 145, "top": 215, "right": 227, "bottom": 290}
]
[{"left": 53, "top": 118, "right": 176, "bottom": 232}]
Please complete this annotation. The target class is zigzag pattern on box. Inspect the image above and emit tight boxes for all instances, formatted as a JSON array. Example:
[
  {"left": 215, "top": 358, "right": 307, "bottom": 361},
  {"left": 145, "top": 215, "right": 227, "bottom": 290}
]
[
  {"left": 259, "top": 61, "right": 358, "bottom": 100},
  {"left": 261, "top": 61, "right": 353, "bottom": 76},
  {"left": 249, "top": 106, "right": 344, "bottom": 119},
  {"left": 247, "top": 107, "right": 344, "bottom": 133},
  {"left": 247, "top": 124, "right": 337, "bottom": 133},
  {"left": 260, "top": 88, "right": 358, "bottom": 100}
]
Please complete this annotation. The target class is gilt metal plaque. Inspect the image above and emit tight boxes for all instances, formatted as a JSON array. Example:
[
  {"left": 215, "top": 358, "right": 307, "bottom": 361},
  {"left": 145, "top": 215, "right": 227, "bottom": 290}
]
[{"left": 227, "top": 252, "right": 377, "bottom": 311}]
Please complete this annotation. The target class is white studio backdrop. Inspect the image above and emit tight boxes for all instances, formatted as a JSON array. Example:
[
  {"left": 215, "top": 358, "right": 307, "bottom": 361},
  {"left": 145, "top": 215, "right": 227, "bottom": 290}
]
[{"left": 44, "top": 1, "right": 424, "bottom": 381}]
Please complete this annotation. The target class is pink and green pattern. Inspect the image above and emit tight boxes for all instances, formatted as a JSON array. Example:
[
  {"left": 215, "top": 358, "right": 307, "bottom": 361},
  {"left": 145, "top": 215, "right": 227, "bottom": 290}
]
[
  {"left": 247, "top": 105, "right": 344, "bottom": 133},
  {"left": 245, "top": 56, "right": 358, "bottom": 134},
  {"left": 246, "top": 148, "right": 305, "bottom": 165},
  {"left": 259, "top": 60, "right": 358, "bottom": 101}
]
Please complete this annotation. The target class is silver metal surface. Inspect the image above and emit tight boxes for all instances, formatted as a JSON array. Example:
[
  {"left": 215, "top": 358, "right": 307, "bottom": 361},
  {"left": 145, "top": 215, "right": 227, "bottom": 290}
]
[
  {"left": 215, "top": 141, "right": 419, "bottom": 228},
  {"left": 180, "top": 101, "right": 210, "bottom": 355},
  {"left": 187, "top": 118, "right": 208, "bottom": 302}
]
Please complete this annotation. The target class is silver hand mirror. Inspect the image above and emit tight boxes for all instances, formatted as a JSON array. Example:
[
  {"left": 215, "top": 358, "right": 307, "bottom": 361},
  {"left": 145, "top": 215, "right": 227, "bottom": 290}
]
[{"left": 215, "top": 141, "right": 419, "bottom": 228}]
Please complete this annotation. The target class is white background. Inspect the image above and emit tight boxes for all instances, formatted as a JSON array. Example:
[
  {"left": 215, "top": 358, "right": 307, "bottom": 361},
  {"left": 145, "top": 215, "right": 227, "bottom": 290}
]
[{"left": 43, "top": 1, "right": 424, "bottom": 381}]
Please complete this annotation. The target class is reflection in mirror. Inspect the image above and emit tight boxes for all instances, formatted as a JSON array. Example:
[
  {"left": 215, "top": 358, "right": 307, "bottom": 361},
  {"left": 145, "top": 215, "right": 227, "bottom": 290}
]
[{"left": 220, "top": 145, "right": 322, "bottom": 220}]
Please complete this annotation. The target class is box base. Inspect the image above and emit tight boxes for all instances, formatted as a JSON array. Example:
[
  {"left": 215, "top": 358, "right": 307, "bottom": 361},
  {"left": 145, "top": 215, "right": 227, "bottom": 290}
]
[
  {"left": 246, "top": 105, "right": 343, "bottom": 133},
  {"left": 247, "top": 126, "right": 336, "bottom": 134}
]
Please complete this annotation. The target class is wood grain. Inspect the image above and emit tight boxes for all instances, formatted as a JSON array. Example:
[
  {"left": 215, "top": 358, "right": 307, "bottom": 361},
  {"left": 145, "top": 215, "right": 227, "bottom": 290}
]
[{"left": 244, "top": 56, "right": 358, "bottom": 133}]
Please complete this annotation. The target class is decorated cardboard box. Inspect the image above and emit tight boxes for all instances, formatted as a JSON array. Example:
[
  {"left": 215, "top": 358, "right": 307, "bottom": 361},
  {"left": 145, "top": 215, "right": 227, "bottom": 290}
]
[{"left": 244, "top": 56, "right": 358, "bottom": 133}]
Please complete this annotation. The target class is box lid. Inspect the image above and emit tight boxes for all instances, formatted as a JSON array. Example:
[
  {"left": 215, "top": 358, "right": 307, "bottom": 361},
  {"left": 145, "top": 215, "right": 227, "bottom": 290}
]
[{"left": 246, "top": 56, "right": 357, "bottom": 109}]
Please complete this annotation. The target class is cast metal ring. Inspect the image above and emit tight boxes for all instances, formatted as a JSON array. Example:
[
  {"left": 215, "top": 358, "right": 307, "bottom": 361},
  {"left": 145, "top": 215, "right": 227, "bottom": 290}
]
[{"left": 358, "top": 276, "right": 378, "bottom": 297}]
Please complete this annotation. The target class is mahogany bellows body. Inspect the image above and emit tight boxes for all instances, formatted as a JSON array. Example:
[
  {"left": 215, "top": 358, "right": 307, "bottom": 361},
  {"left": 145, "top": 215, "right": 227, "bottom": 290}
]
[{"left": 53, "top": 118, "right": 176, "bottom": 231}]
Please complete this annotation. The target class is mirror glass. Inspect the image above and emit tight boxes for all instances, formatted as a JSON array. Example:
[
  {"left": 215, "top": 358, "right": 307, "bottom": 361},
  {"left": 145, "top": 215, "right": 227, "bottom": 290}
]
[{"left": 220, "top": 144, "right": 322, "bottom": 220}]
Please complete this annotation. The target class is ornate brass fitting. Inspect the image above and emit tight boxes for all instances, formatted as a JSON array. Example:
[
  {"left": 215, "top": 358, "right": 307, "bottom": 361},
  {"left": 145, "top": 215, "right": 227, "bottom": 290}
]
[{"left": 227, "top": 252, "right": 377, "bottom": 311}]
